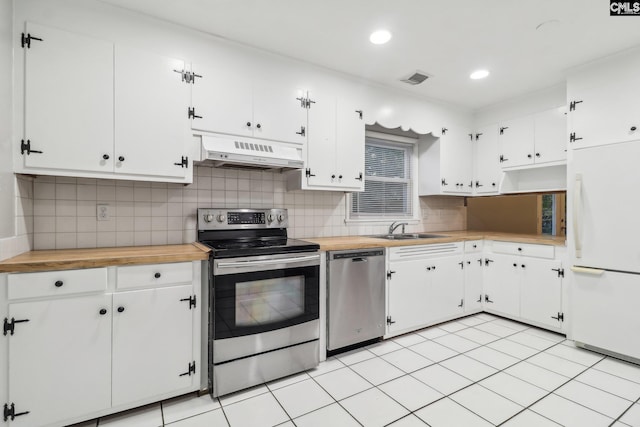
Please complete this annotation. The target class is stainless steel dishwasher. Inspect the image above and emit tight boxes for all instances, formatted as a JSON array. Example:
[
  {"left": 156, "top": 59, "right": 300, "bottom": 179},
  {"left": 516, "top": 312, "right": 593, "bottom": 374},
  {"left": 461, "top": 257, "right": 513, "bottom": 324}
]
[{"left": 327, "top": 248, "right": 386, "bottom": 352}]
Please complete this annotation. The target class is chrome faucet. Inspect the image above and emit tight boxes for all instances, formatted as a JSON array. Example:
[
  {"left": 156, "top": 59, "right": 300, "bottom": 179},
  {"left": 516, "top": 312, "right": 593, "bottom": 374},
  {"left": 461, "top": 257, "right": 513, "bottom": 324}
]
[{"left": 388, "top": 221, "right": 409, "bottom": 235}]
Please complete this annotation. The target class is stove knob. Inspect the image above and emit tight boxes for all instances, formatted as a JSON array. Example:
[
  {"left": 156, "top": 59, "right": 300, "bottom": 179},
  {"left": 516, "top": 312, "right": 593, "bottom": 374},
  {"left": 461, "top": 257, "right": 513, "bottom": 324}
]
[
  {"left": 277, "top": 214, "right": 285, "bottom": 222},
  {"left": 204, "top": 214, "right": 215, "bottom": 223},
  {"left": 217, "top": 214, "right": 226, "bottom": 223},
  {"left": 267, "top": 213, "right": 275, "bottom": 223}
]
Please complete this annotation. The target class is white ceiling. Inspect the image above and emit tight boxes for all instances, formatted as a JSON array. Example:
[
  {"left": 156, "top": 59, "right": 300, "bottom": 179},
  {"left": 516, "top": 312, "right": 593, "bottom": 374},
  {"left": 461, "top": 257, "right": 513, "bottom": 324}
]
[{"left": 101, "top": 0, "right": 640, "bottom": 110}]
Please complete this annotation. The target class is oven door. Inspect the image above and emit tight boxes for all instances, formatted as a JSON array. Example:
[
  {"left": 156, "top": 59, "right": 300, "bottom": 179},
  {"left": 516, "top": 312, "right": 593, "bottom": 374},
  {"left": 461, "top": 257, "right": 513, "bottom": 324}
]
[{"left": 212, "top": 252, "right": 320, "bottom": 342}]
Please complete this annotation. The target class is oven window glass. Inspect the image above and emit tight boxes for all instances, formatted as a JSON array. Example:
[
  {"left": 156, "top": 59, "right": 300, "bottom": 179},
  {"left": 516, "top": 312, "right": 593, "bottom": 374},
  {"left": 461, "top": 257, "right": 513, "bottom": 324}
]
[{"left": 236, "top": 276, "right": 305, "bottom": 326}]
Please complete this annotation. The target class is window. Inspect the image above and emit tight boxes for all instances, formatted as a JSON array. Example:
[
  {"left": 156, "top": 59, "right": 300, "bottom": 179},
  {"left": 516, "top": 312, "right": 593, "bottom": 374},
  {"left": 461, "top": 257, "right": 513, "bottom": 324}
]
[{"left": 350, "top": 136, "right": 414, "bottom": 219}]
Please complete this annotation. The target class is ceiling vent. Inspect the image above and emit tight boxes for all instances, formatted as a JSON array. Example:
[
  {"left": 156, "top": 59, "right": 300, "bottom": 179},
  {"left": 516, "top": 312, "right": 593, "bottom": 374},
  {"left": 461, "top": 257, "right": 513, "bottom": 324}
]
[{"left": 400, "top": 71, "right": 432, "bottom": 85}]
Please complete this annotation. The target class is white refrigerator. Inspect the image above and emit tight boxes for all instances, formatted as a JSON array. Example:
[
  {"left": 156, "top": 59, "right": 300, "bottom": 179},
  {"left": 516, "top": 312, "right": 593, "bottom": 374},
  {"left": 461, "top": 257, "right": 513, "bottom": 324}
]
[{"left": 570, "top": 139, "right": 640, "bottom": 361}]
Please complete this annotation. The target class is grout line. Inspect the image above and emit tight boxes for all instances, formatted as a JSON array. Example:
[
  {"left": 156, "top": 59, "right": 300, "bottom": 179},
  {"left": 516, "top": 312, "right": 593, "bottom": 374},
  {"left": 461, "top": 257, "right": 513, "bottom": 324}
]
[{"left": 609, "top": 395, "right": 639, "bottom": 427}]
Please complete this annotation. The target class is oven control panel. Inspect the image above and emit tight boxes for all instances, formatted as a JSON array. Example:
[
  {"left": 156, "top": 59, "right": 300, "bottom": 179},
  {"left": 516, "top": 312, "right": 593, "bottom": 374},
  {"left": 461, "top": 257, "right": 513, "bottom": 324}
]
[{"left": 198, "top": 208, "right": 289, "bottom": 230}]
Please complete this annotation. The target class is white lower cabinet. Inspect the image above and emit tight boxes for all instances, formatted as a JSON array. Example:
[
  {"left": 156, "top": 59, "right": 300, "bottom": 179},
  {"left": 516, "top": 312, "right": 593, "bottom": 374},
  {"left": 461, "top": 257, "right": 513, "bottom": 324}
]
[
  {"left": 463, "top": 256, "right": 483, "bottom": 313},
  {"left": 2, "top": 262, "right": 201, "bottom": 427},
  {"left": 483, "top": 253, "right": 521, "bottom": 317},
  {"left": 519, "top": 258, "right": 563, "bottom": 330}
]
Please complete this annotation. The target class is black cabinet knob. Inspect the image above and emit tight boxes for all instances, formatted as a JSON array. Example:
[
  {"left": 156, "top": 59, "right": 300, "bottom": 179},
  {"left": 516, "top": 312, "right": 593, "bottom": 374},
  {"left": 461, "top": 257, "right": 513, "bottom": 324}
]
[
  {"left": 54, "top": 280, "right": 63, "bottom": 287},
  {"left": 527, "top": 154, "right": 532, "bottom": 158},
  {"left": 256, "top": 123, "right": 261, "bottom": 129},
  {"left": 632, "top": 126, "right": 637, "bottom": 131},
  {"left": 536, "top": 153, "right": 541, "bottom": 157},
  {"left": 517, "top": 247, "right": 522, "bottom": 251},
  {"left": 118, "top": 156, "right": 125, "bottom": 162},
  {"left": 99, "top": 309, "right": 107, "bottom": 315},
  {"left": 338, "top": 175, "right": 343, "bottom": 179},
  {"left": 246, "top": 121, "right": 251, "bottom": 127},
  {"left": 492, "top": 183, "right": 496, "bottom": 186},
  {"left": 103, "top": 154, "right": 110, "bottom": 160},
  {"left": 331, "top": 174, "right": 336, "bottom": 179},
  {"left": 513, "top": 263, "right": 517, "bottom": 267},
  {"left": 521, "top": 264, "right": 526, "bottom": 268},
  {"left": 117, "top": 306, "right": 125, "bottom": 313},
  {"left": 154, "top": 272, "right": 161, "bottom": 279}
]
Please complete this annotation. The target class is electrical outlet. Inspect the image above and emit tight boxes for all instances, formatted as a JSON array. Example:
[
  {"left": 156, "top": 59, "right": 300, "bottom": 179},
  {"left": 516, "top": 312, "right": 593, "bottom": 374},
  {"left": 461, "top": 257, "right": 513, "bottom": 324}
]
[{"left": 97, "top": 204, "right": 110, "bottom": 221}]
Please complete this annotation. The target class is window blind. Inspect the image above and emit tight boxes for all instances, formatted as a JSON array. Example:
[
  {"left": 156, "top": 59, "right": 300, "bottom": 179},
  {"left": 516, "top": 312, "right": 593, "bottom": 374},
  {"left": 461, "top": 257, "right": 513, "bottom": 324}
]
[{"left": 351, "top": 138, "right": 413, "bottom": 218}]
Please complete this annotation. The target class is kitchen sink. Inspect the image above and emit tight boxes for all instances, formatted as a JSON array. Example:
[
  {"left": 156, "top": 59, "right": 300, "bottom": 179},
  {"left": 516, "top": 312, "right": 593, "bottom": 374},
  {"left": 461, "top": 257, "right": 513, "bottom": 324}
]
[{"left": 370, "top": 233, "right": 447, "bottom": 240}]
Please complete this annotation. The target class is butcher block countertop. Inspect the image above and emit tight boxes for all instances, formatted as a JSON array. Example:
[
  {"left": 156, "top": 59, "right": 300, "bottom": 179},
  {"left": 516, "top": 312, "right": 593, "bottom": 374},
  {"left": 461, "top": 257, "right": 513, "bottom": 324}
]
[
  {"left": 0, "top": 243, "right": 211, "bottom": 273},
  {"left": 304, "top": 231, "right": 566, "bottom": 252}
]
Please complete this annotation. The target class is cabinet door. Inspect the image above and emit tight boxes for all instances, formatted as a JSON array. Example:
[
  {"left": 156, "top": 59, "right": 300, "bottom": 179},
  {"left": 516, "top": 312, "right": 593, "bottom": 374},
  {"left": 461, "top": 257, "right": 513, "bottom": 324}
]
[
  {"left": 499, "top": 116, "right": 534, "bottom": 168},
  {"left": 464, "top": 258, "right": 484, "bottom": 313},
  {"left": 334, "top": 98, "right": 365, "bottom": 190},
  {"left": 534, "top": 107, "right": 567, "bottom": 164},
  {"left": 8, "top": 295, "right": 112, "bottom": 427},
  {"left": 387, "top": 259, "right": 430, "bottom": 334},
  {"left": 474, "top": 125, "right": 500, "bottom": 193},
  {"left": 191, "top": 59, "right": 253, "bottom": 136},
  {"left": 306, "top": 92, "right": 336, "bottom": 187},
  {"left": 252, "top": 74, "right": 308, "bottom": 144},
  {"left": 112, "top": 285, "right": 194, "bottom": 406},
  {"left": 441, "top": 127, "right": 473, "bottom": 194},
  {"left": 23, "top": 22, "right": 113, "bottom": 173},
  {"left": 483, "top": 254, "right": 520, "bottom": 317},
  {"left": 426, "top": 257, "right": 464, "bottom": 323},
  {"left": 520, "top": 259, "right": 562, "bottom": 329},
  {"left": 115, "top": 46, "right": 191, "bottom": 179}
]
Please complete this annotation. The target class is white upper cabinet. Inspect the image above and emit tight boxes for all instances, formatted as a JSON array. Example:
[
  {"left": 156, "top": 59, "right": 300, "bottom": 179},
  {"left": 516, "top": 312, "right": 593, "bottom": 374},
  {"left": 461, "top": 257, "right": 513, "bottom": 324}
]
[
  {"left": 473, "top": 124, "right": 500, "bottom": 194},
  {"left": 498, "top": 107, "right": 566, "bottom": 169},
  {"left": 191, "top": 61, "right": 308, "bottom": 144},
  {"left": 418, "top": 126, "right": 473, "bottom": 196},
  {"left": 568, "top": 51, "right": 640, "bottom": 149},
  {"left": 19, "top": 23, "right": 193, "bottom": 183},
  {"left": 287, "top": 91, "right": 365, "bottom": 191},
  {"left": 21, "top": 22, "right": 114, "bottom": 174},
  {"left": 115, "top": 46, "right": 191, "bottom": 179}
]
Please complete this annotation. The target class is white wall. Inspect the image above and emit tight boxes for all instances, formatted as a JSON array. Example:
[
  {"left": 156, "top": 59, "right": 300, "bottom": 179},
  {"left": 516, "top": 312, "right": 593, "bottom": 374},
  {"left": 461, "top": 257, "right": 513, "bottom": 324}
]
[{"left": 474, "top": 83, "right": 566, "bottom": 127}]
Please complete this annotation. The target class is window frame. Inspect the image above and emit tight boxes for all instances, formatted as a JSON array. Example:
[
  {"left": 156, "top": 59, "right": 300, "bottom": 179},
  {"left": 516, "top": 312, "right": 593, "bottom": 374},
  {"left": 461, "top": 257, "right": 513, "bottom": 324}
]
[{"left": 345, "top": 131, "right": 420, "bottom": 224}]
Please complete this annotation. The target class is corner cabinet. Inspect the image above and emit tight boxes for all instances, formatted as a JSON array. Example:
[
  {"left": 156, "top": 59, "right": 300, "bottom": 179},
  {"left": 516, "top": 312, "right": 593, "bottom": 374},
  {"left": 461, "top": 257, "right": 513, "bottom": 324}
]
[
  {"left": 1, "top": 261, "right": 203, "bottom": 427},
  {"left": 17, "top": 22, "right": 193, "bottom": 183},
  {"left": 286, "top": 93, "right": 365, "bottom": 192},
  {"left": 418, "top": 126, "right": 473, "bottom": 196}
]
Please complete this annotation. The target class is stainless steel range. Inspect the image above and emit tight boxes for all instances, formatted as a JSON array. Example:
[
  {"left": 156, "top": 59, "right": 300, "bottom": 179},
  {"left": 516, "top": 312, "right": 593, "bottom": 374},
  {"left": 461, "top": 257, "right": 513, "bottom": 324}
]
[{"left": 197, "top": 208, "right": 320, "bottom": 397}]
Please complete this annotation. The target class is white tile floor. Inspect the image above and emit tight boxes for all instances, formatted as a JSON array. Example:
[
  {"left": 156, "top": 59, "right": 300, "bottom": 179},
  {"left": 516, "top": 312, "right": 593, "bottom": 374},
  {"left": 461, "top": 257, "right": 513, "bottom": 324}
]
[{"left": 77, "top": 313, "right": 640, "bottom": 426}]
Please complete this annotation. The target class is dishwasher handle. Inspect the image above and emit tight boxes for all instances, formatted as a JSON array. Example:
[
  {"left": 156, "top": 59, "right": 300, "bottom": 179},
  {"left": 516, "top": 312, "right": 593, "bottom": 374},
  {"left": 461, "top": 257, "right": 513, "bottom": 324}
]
[{"left": 351, "top": 257, "right": 368, "bottom": 262}]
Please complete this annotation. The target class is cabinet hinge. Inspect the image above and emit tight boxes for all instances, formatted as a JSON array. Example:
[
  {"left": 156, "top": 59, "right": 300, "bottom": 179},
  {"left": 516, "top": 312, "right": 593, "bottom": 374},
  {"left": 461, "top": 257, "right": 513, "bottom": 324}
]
[
  {"left": 441, "top": 178, "right": 448, "bottom": 186},
  {"left": 499, "top": 126, "right": 509, "bottom": 135},
  {"left": 20, "top": 139, "right": 42, "bottom": 156},
  {"left": 386, "top": 316, "right": 396, "bottom": 325},
  {"left": 188, "top": 107, "right": 202, "bottom": 120},
  {"left": 475, "top": 133, "right": 483, "bottom": 140},
  {"left": 551, "top": 268, "right": 565, "bottom": 278},
  {"left": 569, "top": 132, "right": 583, "bottom": 143},
  {"left": 179, "top": 361, "right": 196, "bottom": 377},
  {"left": 551, "top": 312, "right": 564, "bottom": 322},
  {"left": 305, "top": 168, "right": 316, "bottom": 178},
  {"left": 499, "top": 154, "right": 508, "bottom": 163},
  {"left": 305, "top": 98, "right": 316, "bottom": 109},
  {"left": 20, "top": 32, "right": 42, "bottom": 49},
  {"left": 355, "top": 110, "right": 363, "bottom": 119},
  {"left": 173, "top": 69, "right": 202, "bottom": 84},
  {"left": 386, "top": 270, "right": 395, "bottom": 280},
  {"left": 569, "top": 100, "right": 583, "bottom": 112},
  {"left": 355, "top": 172, "right": 363, "bottom": 181},
  {"left": 3, "top": 318, "right": 29, "bottom": 336},
  {"left": 468, "top": 133, "right": 473, "bottom": 141},
  {"left": 441, "top": 127, "right": 448, "bottom": 135},
  {"left": 173, "top": 156, "right": 189, "bottom": 169},
  {"left": 3, "top": 403, "right": 29, "bottom": 422},
  {"left": 180, "top": 295, "right": 196, "bottom": 309},
  {"left": 295, "top": 126, "right": 306, "bottom": 137},
  {"left": 485, "top": 294, "right": 494, "bottom": 303},
  {"left": 458, "top": 299, "right": 464, "bottom": 308},
  {"left": 484, "top": 258, "right": 494, "bottom": 266},
  {"left": 458, "top": 261, "right": 464, "bottom": 270}
]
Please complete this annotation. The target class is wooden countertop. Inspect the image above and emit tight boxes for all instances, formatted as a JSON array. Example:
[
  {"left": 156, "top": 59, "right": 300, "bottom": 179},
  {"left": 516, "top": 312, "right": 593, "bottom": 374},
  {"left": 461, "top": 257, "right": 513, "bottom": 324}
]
[
  {"left": 303, "top": 231, "right": 566, "bottom": 251},
  {"left": 0, "top": 243, "right": 211, "bottom": 273}
]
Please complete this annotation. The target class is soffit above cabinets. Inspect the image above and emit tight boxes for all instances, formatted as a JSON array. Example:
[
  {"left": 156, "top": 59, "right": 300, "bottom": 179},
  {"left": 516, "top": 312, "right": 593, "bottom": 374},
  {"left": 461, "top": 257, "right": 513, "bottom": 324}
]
[{"left": 98, "top": 0, "right": 640, "bottom": 109}]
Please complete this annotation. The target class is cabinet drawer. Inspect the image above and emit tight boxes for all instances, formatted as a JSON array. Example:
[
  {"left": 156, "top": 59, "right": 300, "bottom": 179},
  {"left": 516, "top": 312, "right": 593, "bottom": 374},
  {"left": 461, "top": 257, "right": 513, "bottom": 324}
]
[
  {"left": 389, "top": 243, "right": 462, "bottom": 261},
  {"left": 491, "top": 241, "right": 555, "bottom": 259},
  {"left": 116, "top": 262, "right": 193, "bottom": 290},
  {"left": 464, "top": 240, "right": 483, "bottom": 253},
  {"left": 8, "top": 268, "right": 107, "bottom": 300}
]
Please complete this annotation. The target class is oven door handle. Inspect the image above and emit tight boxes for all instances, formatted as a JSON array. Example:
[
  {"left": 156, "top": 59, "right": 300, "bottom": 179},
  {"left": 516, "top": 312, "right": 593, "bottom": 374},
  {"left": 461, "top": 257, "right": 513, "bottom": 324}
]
[{"left": 217, "top": 254, "right": 320, "bottom": 268}]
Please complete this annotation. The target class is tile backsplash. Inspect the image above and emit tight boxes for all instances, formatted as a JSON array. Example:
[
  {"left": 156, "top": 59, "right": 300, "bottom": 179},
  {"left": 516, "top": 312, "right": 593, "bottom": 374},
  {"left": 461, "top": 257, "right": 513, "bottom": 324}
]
[{"left": 25, "top": 166, "right": 466, "bottom": 250}]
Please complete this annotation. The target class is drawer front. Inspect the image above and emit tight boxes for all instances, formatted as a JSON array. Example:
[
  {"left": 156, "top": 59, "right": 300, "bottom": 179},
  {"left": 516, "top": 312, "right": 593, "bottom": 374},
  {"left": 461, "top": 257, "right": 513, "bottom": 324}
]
[
  {"left": 116, "top": 262, "right": 193, "bottom": 290},
  {"left": 464, "top": 240, "right": 483, "bottom": 253},
  {"left": 8, "top": 268, "right": 107, "bottom": 300},
  {"left": 389, "top": 243, "right": 463, "bottom": 261},
  {"left": 491, "top": 241, "right": 555, "bottom": 259}
]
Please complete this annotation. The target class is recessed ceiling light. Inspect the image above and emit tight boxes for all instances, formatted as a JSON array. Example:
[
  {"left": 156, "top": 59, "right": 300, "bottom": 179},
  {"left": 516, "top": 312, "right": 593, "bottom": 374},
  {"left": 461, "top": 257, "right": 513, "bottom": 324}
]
[
  {"left": 370, "top": 30, "right": 392, "bottom": 45},
  {"left": 470, "top": 69, "right": 490, "bottom": 80}
]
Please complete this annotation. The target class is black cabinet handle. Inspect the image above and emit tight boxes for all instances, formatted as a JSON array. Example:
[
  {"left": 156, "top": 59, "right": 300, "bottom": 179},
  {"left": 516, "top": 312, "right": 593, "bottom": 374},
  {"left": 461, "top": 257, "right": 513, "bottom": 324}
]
[
  {"left": 492, "top": 183, "right": 496, "bottom": 187},
  {"left": 154, "top": 272, "right": 161, "bottom": 279},
  {"left": 246, "top": 121, "right": 252, "bottom": 127},
  {"left": 521, "top": 264, "right": 526, "bottom": 268},
  {"left": 338, "top": 175, "right": 342, "bottom": 179},
  {"left": 331, "top": 174, "right": 336, "bottom": 179},
  {"left": 536, "top": 153, "right": 541, "bottom": 157},
  {"left": 527, "top": 154, "right": 532, "bottom": 159},
  {"left": 103, "top": 154, "right": 109, "bottom": 160},
  {"left": 54, "top": 280, "right": 63, "bottom": 287},
  {"left": 513, "top": 263, "right": 517, "bottom": 267},
  {"left": 99, "top": 309, "right": 107, "bottom": 315},
  {"left": 118, "top": 156, "right": 125, "bottom": 162},
  {"left": 517, "top": 247, "right": 522, "bottom": 251},
  {"left": 632, "top": 126, "right": 637, "bottom": 131},
  {"left": 117, "top": 306, "right": 125, "bottom": 313},
  {"left": 256, "top": 123, "right": 261, "bottom": 129}
]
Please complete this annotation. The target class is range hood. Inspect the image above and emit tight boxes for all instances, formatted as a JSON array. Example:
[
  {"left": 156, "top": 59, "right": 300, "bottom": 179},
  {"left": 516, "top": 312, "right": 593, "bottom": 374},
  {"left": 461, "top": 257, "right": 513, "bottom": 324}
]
[{"left": 198, "top": 135, "right": 304, "bottom": 170}]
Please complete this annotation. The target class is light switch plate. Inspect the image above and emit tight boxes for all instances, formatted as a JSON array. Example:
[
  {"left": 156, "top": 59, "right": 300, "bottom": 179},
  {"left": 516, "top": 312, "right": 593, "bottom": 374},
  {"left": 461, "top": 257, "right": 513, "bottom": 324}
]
[{"left": 97, "top": 204, "right": 110, "bottom": 221}]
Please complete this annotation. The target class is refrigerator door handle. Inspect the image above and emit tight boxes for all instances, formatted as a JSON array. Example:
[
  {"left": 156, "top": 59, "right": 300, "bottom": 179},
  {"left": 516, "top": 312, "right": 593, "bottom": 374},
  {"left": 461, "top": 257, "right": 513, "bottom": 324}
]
[
  {"left": 571, "top": 266, "right": 604, "bottom": 276},
  {"left": 573, "top": 174, "right": 583, "bottom": 258}
]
